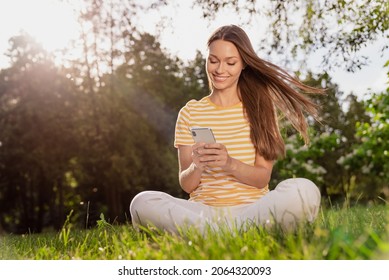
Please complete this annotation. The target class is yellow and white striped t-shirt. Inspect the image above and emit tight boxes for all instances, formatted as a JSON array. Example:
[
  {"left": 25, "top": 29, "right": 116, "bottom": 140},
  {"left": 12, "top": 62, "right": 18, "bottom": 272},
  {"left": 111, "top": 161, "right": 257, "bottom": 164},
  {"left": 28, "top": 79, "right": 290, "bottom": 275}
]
[{"left": 174, "top": 96, "right": 269, "bottom": 207}]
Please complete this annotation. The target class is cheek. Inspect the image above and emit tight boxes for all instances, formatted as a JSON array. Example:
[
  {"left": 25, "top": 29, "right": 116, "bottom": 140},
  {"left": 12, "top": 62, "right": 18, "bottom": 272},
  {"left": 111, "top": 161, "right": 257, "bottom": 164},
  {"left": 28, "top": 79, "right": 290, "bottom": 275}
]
[
  {"left": 230, "top": 67, "right": 243, "bottom": 77},
  {"left": 206, "top": 63, "right": 216, "bottom": 74}
]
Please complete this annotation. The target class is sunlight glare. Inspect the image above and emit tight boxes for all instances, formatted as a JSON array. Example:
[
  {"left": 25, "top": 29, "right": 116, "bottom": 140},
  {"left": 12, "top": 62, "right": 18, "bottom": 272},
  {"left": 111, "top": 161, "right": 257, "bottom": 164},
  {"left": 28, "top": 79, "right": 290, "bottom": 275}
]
[{"left": 1, "top": 0, "right": 79, "bottom": 52}]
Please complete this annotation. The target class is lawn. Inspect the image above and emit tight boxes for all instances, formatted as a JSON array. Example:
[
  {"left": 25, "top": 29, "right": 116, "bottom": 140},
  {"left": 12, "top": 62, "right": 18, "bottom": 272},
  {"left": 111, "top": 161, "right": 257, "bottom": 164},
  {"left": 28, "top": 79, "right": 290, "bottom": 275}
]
[{"left": 1, "top": 204, "right": 388, "bottom": 260}]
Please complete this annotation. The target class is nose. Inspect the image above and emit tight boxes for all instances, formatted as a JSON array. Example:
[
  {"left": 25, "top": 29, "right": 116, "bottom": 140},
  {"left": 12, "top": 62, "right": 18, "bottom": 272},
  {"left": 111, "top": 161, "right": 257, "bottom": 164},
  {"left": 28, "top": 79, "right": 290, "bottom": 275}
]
[{"left": 216, "top": 62, "right": 224, "bottom": 74}]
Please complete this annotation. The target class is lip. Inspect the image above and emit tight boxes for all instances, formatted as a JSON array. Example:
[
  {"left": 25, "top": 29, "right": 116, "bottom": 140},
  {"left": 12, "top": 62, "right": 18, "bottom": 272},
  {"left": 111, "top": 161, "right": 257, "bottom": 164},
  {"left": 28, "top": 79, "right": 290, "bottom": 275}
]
[{"left": 212, "top": 74, "right": 229, "bottom": 82}]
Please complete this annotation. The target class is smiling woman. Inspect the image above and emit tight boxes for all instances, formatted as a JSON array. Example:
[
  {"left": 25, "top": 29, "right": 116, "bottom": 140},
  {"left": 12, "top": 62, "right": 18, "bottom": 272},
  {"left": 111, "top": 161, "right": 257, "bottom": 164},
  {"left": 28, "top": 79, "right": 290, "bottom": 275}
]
[{"left": 0, "top": 0, "right": 79, "bottom": 67}]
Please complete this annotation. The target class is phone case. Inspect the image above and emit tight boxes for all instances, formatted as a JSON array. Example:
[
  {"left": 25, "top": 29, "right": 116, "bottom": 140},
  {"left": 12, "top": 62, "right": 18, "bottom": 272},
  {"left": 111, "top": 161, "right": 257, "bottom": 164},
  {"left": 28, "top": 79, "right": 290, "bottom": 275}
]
[{"left": 190, "top": 127, "right": 216, "bottom": 143}]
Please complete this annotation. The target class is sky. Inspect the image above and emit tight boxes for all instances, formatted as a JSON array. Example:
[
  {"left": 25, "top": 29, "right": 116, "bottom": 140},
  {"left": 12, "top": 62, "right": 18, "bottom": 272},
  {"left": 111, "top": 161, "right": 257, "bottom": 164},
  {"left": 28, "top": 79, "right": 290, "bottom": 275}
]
[{"left": 0, "top": 0, "right": 387, "bottom": 101}]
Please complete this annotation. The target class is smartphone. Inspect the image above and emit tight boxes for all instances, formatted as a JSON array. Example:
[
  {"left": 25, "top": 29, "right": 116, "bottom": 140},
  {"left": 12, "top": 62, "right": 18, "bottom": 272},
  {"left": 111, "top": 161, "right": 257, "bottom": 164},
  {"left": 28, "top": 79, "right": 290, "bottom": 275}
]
[{"left": 190, "top": 127, "right": 216, "bottom": 144}]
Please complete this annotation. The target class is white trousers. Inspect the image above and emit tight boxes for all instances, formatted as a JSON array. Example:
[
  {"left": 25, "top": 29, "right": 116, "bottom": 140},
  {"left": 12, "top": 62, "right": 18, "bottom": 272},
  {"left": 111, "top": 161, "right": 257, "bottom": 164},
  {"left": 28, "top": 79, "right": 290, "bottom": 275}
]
[{"left": 130, "top": 178, "right": 321, "bottom": 234}]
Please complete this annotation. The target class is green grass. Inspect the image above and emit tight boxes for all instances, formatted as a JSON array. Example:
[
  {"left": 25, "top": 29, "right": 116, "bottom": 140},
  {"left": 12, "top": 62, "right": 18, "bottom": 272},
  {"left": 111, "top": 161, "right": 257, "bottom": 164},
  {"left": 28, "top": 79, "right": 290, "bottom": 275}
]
[{"left": 1, "top": 205, "right": 388, "bottom": 260}]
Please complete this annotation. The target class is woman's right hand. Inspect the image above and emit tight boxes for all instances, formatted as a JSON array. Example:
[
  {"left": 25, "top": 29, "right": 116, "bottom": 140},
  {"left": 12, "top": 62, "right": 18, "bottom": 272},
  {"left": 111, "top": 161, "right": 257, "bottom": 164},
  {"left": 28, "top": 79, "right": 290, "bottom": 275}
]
[
  {"left": 191, "top": 142, "right": 207, "bottom": 171},
  {"left": 178, "top": 144, "right": 206, "bottom": 193}
]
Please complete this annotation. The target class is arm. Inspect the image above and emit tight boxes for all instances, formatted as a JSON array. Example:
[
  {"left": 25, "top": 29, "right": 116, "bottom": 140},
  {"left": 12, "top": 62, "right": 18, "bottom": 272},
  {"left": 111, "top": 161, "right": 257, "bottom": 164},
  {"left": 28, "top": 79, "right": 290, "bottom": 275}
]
[
  {"left": 177, "top": 143, "right": 208, "bottom": 194},
  {"left": 197, "top": 143, "right": 273, "bottom": 189},
  {"left": 227, "top": 152, "right": 273, "bottom": 188}
]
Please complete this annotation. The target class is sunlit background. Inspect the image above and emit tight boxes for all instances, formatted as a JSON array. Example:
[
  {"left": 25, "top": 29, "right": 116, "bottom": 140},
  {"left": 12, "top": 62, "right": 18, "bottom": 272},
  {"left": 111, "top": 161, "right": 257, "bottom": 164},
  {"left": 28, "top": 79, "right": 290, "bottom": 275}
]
[
  {"left": 0, "top": 0, "right": 78, "bottom": 54},
  {"left": 0, "top": 0, "right": 387, "bottom": 99}
]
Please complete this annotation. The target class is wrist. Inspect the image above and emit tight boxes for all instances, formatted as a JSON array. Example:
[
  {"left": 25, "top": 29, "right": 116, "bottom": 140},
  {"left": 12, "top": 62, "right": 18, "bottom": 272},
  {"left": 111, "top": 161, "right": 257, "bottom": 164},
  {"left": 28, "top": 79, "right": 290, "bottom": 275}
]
[
  {"left": 225, "top": 157, "right": 238, "bottom": 173},
  {"left": 191, "top": 162, "right": 204, "bottom": 173}
]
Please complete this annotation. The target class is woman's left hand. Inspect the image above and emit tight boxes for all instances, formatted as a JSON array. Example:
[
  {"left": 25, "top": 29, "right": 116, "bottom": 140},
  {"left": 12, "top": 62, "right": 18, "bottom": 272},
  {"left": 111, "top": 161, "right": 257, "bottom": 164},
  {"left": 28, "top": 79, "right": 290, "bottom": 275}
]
[{"left": 197, "top": 143, "right": 274, "bottom": 189}]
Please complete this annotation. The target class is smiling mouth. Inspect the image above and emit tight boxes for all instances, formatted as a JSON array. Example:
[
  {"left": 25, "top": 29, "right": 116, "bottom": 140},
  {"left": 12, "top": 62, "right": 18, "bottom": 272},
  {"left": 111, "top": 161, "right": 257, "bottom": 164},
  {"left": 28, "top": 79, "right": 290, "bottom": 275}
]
[{"left": 213, "top": 75, "right": 228, "bottom": 82}]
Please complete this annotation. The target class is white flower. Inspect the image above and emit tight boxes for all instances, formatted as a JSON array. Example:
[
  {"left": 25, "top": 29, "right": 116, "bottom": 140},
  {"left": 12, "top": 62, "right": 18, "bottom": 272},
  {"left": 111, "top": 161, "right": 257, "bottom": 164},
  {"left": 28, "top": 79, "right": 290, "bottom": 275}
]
[
  {"left": 361, "top": 165, "right": 371, "bottom": 174},
  {"left": 337, "top": 156, "right": 345, "bottom": 165}
]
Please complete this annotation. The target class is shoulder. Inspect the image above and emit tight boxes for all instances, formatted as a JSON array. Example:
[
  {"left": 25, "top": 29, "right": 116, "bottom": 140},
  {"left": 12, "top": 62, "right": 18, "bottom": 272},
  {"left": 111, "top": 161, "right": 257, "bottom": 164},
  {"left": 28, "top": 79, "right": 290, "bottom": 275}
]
[
  {"left": 180, "top": 96, "right": 210, "bottom": 113},
  {"left": 186, "top": 96, "right": 209, "bottom": 107}
]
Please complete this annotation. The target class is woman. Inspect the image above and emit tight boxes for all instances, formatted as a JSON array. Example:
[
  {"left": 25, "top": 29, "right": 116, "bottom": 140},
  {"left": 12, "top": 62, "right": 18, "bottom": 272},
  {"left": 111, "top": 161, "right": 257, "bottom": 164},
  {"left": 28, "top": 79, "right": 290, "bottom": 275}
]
[{"left": 130, "top": 25, "right": 324, "bottom": 234}]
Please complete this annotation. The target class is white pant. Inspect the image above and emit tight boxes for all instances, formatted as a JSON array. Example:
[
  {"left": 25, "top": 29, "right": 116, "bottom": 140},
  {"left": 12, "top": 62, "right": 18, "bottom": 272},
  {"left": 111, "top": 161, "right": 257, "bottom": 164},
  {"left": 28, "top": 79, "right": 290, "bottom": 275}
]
[{"left": 130, "top": 178, "right": 321, "bottom": 234}]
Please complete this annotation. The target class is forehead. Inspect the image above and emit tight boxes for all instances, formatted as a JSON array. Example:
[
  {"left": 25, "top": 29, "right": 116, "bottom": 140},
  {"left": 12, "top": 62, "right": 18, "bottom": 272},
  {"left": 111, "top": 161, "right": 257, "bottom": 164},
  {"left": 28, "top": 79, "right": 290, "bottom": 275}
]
[{"left": 208, "top": 39, "right": 240, "bottom": 59}]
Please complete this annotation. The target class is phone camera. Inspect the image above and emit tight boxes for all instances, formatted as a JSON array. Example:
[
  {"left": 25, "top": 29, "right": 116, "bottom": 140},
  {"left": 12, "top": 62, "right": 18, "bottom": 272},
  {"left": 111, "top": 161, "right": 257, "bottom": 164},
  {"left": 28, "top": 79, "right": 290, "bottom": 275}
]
[{"left": 191, "top": 131, "right": 197, "bottom": 137}]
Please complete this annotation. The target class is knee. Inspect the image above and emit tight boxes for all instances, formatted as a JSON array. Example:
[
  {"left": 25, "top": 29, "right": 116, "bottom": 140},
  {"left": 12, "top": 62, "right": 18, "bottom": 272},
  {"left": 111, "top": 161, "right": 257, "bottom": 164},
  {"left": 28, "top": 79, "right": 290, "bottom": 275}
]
[
  {"left": 130, "top": 191, "right": 158, "bottom": 215},
  {"left": 277, "top": 178, "right": 320, "bottom": 200},
  {"left": 130, "top": 191, "right": 158, "bottom": 220},
  {"left": 130, "top": 192, "right": 144, "bottom": 223},
  {"left": 276, "top": 178, "right": 321, "bottom": 222},
  {"left": 129, "top": 192, "right": 140, "bottom": 214},
  {"left": 294, "top": 178, "right": 321, "bottom": 203}
]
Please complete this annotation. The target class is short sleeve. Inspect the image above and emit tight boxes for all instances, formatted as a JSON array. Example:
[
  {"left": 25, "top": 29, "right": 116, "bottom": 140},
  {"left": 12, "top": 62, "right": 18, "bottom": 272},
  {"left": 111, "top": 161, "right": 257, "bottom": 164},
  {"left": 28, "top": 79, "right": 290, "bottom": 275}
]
[{"left": 174, "top": 103, "right": 194, "bottom": 148}]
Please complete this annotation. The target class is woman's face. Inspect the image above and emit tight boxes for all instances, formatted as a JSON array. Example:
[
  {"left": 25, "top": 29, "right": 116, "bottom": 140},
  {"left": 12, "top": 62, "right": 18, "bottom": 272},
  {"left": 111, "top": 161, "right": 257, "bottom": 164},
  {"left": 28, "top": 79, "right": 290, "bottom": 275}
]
[{"left": 206, "top": 39, "right": 244, "bottom": 92}]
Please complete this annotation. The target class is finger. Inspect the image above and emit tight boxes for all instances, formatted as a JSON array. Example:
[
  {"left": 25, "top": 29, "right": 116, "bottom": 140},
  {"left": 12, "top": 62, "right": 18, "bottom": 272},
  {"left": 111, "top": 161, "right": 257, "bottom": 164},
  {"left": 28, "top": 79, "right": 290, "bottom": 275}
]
[
  {"left": 192, "top": 142, "right": 204, "bottom": 151},
  {"left": 193, "top": 143, "right": 206, "bottom": 153},
  {"left": 201, "top": 148, "right": 223, "bottom": 155},
  {"left": 206, "top": 143, "right": 227, "bottom": 150},
  {"left": 193, "top": 142, "right": 206, "bottom": 148},
  {"left": 200, "top": 155, "right": 222, "bottom": 162}
]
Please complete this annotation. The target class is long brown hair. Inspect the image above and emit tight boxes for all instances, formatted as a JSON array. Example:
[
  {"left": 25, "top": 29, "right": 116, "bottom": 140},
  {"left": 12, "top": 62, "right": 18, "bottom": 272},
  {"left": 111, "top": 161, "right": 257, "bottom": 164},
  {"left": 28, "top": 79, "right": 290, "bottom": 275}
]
[{"left": 207, "top": 25, "right": 324, "bottom": 161}]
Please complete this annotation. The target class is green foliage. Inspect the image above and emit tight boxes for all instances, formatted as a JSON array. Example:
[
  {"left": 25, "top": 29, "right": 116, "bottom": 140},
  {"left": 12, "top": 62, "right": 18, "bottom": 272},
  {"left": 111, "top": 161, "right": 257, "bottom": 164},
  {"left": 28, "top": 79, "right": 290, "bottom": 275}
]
[
  {"left": 193, "top": 0, "right": 389, "bottom": 71},
  {"left": 1, "top": 205, "right": 388, "bottom": 260},
  {"left": 0, "top": 34, "right": 81, "bottom": 232},
  {"left": 96, "top": 213, "right": 115, "bottom": 231},
  {"left": 272, "top": 73, "right": 375, "bottom": 201},
  {"left": 59, "top": 211, "right": 75, "bottom": 248},
  {"left": 273, "top": 132, "right": 339, "bottom": 187},
  {"left": 277, "top": 80, "right": 389, "bottom": 203},
  {"left": 340, "top": 91, "right": 389, "bottom": 195}
]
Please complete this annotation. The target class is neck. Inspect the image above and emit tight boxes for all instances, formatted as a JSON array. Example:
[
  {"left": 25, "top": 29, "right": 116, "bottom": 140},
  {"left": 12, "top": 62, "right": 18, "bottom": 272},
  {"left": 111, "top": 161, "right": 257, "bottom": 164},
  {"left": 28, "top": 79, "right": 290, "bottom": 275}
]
[{"left": 209, "top": 89, "right": 241, "bottom": 107}]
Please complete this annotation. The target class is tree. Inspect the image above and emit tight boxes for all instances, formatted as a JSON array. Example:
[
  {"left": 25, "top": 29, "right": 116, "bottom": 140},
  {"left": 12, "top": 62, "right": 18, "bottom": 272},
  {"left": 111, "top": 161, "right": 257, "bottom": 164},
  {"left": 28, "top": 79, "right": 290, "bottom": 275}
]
[
  {"left": 60, "top": 29, "right": 205, "bottom": 225},
  {"left": 271, "top": 73, "right": 372, "bottom": 201},
  {"left": 193, "top": 0, "right": 389, "bottom": 72},
  {"left": 0, "top": 33, "right": 80, "bottom": 232},
  {"left": 339, "top": 90, "right": 389, "bottom": 201},
  {"left": 182, "top": 50, "right": 210, "bottom": 100},
  {"left": 58, "top": 1, "right": 183, "bottom": 224}
]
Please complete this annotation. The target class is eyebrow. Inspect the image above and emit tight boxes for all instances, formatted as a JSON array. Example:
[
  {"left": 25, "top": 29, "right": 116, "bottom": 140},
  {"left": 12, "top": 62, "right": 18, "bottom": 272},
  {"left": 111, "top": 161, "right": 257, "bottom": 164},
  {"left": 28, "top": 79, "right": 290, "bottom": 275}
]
[{"left": 209, "top": 54, "right": 239, "bottom": 60}]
